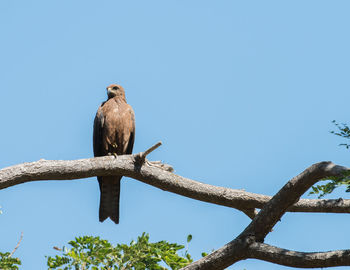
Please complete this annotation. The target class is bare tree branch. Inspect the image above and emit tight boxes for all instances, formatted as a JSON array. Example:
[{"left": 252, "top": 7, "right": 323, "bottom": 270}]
[
  {"left": 182, "top": 162, "right": 350, "bottom": 270},
  {"left": 243, "top": 162, "right": 347, "bottom": 242},
  {"left": 248, "top": 242, "right": 350, "bottom": 268},
  {"left": 0, "top": 154, "right": 349, "bottom": 217},
  {"left": 134, "top": 141, "right": 163, "bottom": 165},
  {"left": 139, "top": 141, "right": 162, "bottom": 159}
]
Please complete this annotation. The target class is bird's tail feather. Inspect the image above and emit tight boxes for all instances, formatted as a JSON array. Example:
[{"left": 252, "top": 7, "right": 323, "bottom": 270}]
[{"left": 98, "top": 176, "right": 121, "bottom": 224}]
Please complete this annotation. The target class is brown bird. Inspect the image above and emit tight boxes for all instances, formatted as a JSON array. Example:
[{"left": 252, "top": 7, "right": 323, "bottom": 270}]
[{"left": 93, "top": 84, "right": 135, "bottom": 224}]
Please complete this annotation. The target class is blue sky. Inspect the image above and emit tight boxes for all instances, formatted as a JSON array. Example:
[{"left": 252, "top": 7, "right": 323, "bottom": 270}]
[{"left": 1, "top": 1, "right": 350, "bottom": 269}]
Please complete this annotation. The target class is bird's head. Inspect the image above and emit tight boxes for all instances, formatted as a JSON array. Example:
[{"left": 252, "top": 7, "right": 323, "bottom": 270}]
[{"left": 106, "top": 84, "right": 125, "bottom": 99}]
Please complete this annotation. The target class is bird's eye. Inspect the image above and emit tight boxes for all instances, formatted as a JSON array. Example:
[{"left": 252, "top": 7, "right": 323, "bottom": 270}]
[{"left": 113, "top": 86, "right": 119, "bottom": 90}]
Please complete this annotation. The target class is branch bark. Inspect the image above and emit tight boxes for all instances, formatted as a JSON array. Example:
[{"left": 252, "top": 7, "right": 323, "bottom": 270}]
[
  {"left": 0, "top": 155, "right": 349, "bottom": 216},
  {"left": 248, "top": 242, "right": 350, "bottom": 268}
]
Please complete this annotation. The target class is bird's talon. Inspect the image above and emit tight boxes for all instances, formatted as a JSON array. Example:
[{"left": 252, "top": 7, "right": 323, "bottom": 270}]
[
  {"left": 145, "top": 160, "right": 152, "bottom": 166},
  {"left": 107, "top": 152, "right": 118, "bottom": 158}
]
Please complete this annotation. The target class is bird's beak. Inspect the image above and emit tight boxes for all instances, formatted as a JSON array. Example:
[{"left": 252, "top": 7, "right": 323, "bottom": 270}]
[{"left": 107, "top": 88, "right": 112, "bottom": 96}]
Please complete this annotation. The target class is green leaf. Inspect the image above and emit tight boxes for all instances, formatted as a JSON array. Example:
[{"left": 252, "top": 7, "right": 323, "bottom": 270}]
[{"left": 186, "top": 234, "right": 192, "bottom": 243}]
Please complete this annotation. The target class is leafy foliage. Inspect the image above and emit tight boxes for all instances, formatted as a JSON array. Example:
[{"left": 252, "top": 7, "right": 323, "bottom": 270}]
[
  {"left": 310, "top": 120, "right": 350, "bottom": 198},
  {"left": 47, "top": 233, "right": 193, "bottom": 270},
  {"left": 330, "top": 120, "right": 350, "bottom": 149},
  {"left": 309, "top": 172, "right": 350, "bottom": 198},
  {"left": 0, "top": 252, "right": 21, "bottom": 270}
]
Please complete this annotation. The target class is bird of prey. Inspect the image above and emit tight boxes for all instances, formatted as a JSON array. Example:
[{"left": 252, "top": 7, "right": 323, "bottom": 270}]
[{"left": 93, "top": 84, "right": 135, "bottom": 224}]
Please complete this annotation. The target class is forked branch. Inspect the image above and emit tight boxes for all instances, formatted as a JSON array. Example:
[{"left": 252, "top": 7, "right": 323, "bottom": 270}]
[
  {"left": 135, "top": 141, "right": 162, "bottom": 164},
  {"left": 182, "top": 161, "right": 350, "bottom": 269}
]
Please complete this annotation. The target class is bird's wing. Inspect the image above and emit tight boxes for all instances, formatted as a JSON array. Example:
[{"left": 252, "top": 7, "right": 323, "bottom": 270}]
[
  {"left": 125, "top": 106, "right": 135, "bottom": 155},
  {"left": 93, "top": 105, "right": 105, "bottom": 157}
]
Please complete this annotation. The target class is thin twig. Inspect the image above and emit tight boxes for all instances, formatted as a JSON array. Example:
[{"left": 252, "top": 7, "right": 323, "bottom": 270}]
[
  {"left": 9, "top": 232, "right": 23, "bottom": 257},
  {"left": 135, "top": 141, "right": 163, "bottom": 166},
  {"left": 141, "top": 141, "right": 162, "bottom": 159}
]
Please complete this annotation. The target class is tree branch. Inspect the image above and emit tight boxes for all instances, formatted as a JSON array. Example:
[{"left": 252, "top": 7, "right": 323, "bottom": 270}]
[
  {"left": 248, "top": 242, "right": 350, "bottom": 268},
  {"left": 0, "top": 154, "right": 349, "bottom": 217},
  {"left": 134, "top": 141, "right": 163, "bottom": 165},
  {"left": 140, "top": 141, "right": 162, "bottom": 159},
  {"left": 242, "top": 162, "right": 347, "bottom": 242},
  {"left": 182, "top": 162, "right": 350, "bottom": 270}
]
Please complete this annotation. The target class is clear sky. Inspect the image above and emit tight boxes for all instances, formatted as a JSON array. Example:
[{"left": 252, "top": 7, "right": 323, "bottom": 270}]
[{"left": 1, "top": 1, "right": 350, "bottom": 269}]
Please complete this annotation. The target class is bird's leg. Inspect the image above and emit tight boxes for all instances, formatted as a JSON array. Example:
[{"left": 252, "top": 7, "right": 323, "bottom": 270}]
[
  {"left": 108, "top": 143, "right": 118, "bottom": 158},
  {"left": 111, "top": 143, "right": 118, "bottom": 151}
]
